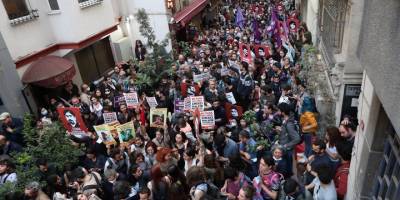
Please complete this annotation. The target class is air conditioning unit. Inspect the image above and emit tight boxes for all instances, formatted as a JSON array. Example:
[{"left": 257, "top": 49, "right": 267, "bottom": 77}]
[{"left": 113, "top": 37, "right": 133, "bottom": 63}]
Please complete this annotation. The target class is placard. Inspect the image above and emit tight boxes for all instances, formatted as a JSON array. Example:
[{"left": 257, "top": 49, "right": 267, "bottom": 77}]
[
  {"left": 183, "top": 96, "right": 205, "bottom": 111},
  {"left": 123, "top": 92, "right": 139, "bottom": 108},
  {"left": 146, "top": 97, "right": 158, "bottom": 108},
  {"left": 239, "top": 42, "right": 252, "bottom": 63},
  {"left": 190, "top": 96, "right": 205, "bottom": 111},
  {"left": 150, "top": 108, "right": 168, "bottom": 128},
  {"left": 174, "top": 99, "right": 184, "bottom": 113},
  {"left": 93, "top": 124, "right": 116, "bottom": 145},
  {"left": 57, "top": 107, "right": 88, "bottom": 136},
  {"left": 103, "top": 112, "right": 118, "bottom": 124},
  {"left": 254, "top": 45, "right": 271, "bottom": 58},
  {"left": 113, "top": 96, "right": 125, "bottom": 108},
  {"left": 184, "top": 97, "right": 191, "bottom": 111},
  {"left": 116, "top": 122, "right": 135, "bottom": 143},
  {"left": 226, "top": 92, "right": 237, "bottom": 105},
  {"left": 193, "top": 72, "right": 211, "bottom": 83},
  {"left": 220, "top": 67, "right": 230, "bottom": 76},
  {"left": 200, "top": 111, "right": 215, "bottom": 129}
]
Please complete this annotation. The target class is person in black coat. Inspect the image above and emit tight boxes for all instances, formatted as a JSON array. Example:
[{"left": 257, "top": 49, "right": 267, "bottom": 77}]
[{"left": 135, "top": 40, "right": 146, "bottom": 61}]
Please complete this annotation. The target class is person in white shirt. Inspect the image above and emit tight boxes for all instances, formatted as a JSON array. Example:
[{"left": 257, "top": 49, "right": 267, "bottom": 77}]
[
  {"left": 305, "top": 164, "right": 337, "bottom": 200},
  {"left": 0, "top": 159, "right": 17, "bottom": 185}
]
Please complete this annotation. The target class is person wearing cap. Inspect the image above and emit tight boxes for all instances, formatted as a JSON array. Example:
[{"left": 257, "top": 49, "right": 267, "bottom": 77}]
[
  {"left": 24, "top": 181, "right": 50, "bottom": 200},
  {"left": 0, "top": 112, "right": 24, "bottom": 146}
]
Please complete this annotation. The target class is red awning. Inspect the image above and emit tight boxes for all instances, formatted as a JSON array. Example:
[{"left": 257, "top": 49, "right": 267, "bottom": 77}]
[
  {"left": 22, "top": 56, "right": 76, "bottom": 88},
  {"left": 173, "top": 0, "right": 208, "bottom": 26}
]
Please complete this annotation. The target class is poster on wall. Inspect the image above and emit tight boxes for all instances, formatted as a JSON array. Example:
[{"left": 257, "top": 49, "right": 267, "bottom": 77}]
[
  {"left": 116, "top": 122, "right": 135, "bottom": 144},
  {"left": 150, "top": 108, "right": 168, "bottom": 128},
  {"left": 57, "top": 107, "right": 88, "bottom": 136},
  {"left": 200, "top": 110, "right": 215, "bottom": 129},
  {"left": 123, "top": 92, "right": 139, "bottom": 108},
  {"left": 103, "top": 112, "right": 118, "bottom": 124},
  {"left": 239, "top": 42, "right": 252, "bottom": 63}
]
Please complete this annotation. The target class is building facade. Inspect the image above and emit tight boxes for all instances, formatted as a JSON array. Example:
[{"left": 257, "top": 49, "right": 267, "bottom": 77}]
[{"left": 301, "top": 0, "right": 400, "bottom": 198}]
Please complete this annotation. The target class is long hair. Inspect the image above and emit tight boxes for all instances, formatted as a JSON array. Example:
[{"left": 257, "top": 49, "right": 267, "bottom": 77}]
[{"left": 326, "top": 126, "right": 341, "bottom": 148}]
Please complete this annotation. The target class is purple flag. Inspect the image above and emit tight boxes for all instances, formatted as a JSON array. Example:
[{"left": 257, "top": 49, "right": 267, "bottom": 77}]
[
  {"left": 252, "top": 18, "right": 262, "bottom": 43},
  {"left": 235, "top": 7, "right": 245, "bottom": 30}
]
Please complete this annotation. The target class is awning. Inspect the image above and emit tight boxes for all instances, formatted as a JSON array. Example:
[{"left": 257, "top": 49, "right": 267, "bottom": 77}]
[
  {"left": 22, "top": 56, "right": 76, "bottom": 88},
  {"left": 173, "top": 0, "right": 208, "bottom": 26}
]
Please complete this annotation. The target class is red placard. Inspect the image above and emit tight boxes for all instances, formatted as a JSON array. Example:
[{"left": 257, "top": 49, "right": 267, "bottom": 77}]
[
  {"left": 254, "top": 45, "right": 271, "bottom": 58},
  {"left": 57, "top": 107, "right": 88, "bottom": 134},
  {"left": 239, "top": 42, "right": 252, "bottom": 63}
]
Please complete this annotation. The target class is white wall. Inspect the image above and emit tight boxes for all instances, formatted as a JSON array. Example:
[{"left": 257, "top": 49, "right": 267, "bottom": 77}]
[
  {"left": 0, "top": 0, "right": 116, "bottom": 60},
  {"left": 125, "top": 0, "right": 172, "bottom": 51},
  {"left": 49, "top": 0, "right": 116, "bottom": 43},
  {"left": 0, "top": 0, "right": 56, "bottom": 60},
  {"left": 305, "top": 0, "right": 319, "bottom": 45}
]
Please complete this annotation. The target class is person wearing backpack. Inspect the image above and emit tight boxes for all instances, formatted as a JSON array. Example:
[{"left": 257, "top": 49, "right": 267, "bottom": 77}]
[
  {"left": 299, "top": 96, "right": 318, "bottom": 157},
  {"left": 71, "top": 167, "right": 103, "bottom": 198},
  {"left": 187, "top": 166, "right": 226, "bottom": 200},
  {"left": 276, "top": 103, "right": 301, "bottom": 172},
  {"left": 0, "top": 158, "right": 17, "bottom": 186}
]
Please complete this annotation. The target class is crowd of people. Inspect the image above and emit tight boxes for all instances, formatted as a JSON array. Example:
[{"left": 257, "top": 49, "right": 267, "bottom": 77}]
[{"left": 0, "top": 0, "right": 357, "bottom": 200}]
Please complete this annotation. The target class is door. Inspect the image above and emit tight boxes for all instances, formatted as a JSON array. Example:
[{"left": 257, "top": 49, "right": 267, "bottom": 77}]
[{"left": 75, "top": 37, "right": 115, "bottom": 84}]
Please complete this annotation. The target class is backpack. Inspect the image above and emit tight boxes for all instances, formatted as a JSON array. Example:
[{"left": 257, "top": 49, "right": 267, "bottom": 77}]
[
  {"left": 82, "top": 173, "right": 104, "bottom": 198},
  {"left": 194, "top": 182, "right": 226, "bottom": 200}
]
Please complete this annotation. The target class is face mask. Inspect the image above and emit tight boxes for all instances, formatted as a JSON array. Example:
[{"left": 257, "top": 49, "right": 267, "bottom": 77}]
[{"left": 41, "top": 109, "right": 48, "bottom": 116}]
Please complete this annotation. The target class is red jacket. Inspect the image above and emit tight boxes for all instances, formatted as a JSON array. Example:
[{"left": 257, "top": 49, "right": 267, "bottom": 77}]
[{"left": 180, "top": 82, "right": 200, "bottom": 98}]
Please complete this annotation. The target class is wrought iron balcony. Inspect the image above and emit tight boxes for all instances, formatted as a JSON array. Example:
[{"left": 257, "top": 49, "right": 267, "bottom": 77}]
[
  {"left": 9, "top": 9, "right": 39, "bottom": 26},
  {"left": 79, "top": 0, "right": 103, "bottom": 9}
]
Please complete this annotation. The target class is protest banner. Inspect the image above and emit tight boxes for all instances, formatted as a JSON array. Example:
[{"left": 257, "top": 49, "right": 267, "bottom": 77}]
[
  {"left": 146, "top": 97, "right": 158, "bottom": 108},
  {"left": 150, "top": 108, "right": 168, "bottom": 128},
  {"left": 116, "top": 122, "right": 135, "bottom": 144},
  {"left": 123, "top": 92, "right": 139, "bottom": 108},
  {"left": 103, "top": 112, "right": 118, "bottom": 124},
  {"left": 57, "top": 107, "right": 88, "bottom": 136},
  {"left": 93, "top": 124, "right": 116, "bottom": 145},
  {"left": 200, "top": 110, "right": 215, "bottom": 129},
  {"left": 113, "top": 96, "right": 125, "bottom": 108},
  {"left": 239, "top": 42, "right": 252, "bottom": 63},
  {"left": 226, "top": 92, "right": 237, "bottom": 105},
  {"left": 174, "top": 99, "right": 184, "bottom": 113}
]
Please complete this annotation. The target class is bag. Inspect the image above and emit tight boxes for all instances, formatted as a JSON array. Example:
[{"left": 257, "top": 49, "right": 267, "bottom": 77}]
[
  {"left": 194, "top": 182, "right": 226, "bottom": 200},
  {"left": 82, "top": 173, "right": 104, "bottom": 198},
  {"left": 335, "top": 166, "right": 349, "bottom": 199}
]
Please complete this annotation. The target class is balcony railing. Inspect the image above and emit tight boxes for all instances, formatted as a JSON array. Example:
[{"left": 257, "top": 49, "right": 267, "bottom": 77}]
[
  {"left": 9, "top": 9, "right": 39, "bottom": 26},
  {"left": 79, "top": 0, "right": 103, "bottom": 9}
]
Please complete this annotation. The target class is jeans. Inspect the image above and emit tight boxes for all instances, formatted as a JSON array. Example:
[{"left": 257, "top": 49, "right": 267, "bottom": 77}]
[{"left": 303, "top": 133, "right": 313, "bottom": 158}]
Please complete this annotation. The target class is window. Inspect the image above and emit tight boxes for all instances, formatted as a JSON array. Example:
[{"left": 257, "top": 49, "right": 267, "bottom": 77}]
[
  {"left": 2, "top": 0, "right": 30, "bottom": 20},
  {"left": 48, "top": 0, "right": 59, "bottom": 11}
]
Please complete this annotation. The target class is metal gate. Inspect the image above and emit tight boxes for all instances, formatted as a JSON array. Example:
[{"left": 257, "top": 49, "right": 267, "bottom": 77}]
[
  {"left": 372, "top": 130, "right": 400, "bottom": 199},
  {"left": 320, "top": 0, "right": 348, "bottom": 55}
]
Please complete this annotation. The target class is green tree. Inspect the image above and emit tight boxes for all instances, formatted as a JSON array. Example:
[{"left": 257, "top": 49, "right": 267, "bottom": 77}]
[
  {"left": 0, "top": 115, "right": 83, "bottom": 198},
  {"left": 133, "top": 9, "right": 173, "bottom": 92}
]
